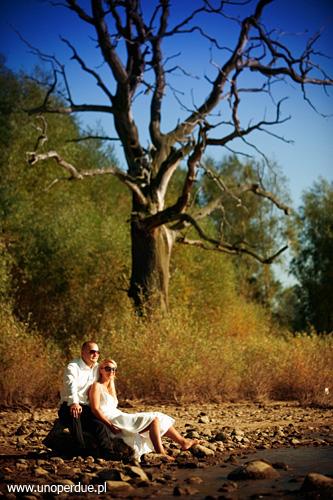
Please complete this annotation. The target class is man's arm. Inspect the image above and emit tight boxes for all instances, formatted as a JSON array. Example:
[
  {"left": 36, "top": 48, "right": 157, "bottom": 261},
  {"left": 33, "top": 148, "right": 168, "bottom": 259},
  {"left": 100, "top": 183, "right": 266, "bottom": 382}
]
[{"left": 63, "top": 363, "right": 82, "bottom": 418}]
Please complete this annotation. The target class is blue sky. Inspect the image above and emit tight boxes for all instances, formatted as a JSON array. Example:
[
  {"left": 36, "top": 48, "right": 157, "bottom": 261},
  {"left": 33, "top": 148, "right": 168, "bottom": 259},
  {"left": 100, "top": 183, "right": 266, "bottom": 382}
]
[{"left": 1, "top": 0, "right": 332, "bottom": 212}]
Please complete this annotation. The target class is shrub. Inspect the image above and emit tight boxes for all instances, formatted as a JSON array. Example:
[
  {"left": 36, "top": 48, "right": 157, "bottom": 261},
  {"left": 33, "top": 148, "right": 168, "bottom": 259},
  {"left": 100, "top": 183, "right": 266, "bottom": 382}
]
[{"left": 0, "top": 306, "right": 61, "bottom": 404}]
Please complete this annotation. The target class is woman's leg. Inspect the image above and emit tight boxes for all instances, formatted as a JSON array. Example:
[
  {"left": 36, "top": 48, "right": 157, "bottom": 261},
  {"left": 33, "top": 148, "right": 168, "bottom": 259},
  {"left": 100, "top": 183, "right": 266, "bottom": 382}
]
[
  {"left": 142, "top": 417, "right": 175, "bottom": 460},
  {"left": 164, "top": 426, "right": 198, "bottom": 450},
  {"left": 147, "top": 417, "right": 165, "bottom": 454}
]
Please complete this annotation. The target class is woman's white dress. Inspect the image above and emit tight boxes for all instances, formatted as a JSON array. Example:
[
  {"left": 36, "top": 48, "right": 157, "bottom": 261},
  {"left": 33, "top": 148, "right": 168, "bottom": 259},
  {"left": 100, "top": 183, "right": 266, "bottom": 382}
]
[{"left": 99, "top": 385, "right": 175, "bottom": 461}]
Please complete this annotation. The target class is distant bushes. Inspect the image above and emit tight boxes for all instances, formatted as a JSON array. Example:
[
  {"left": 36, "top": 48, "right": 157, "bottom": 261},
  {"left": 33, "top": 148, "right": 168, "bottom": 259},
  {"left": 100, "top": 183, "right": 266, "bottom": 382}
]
[
  {"left": 1, "top": 291, "right": 332, "bottom": 405},
  {"left": 95, "top": 305, "right": 333, "bottom": 407},
  {"left": 0, "top": 305, "right": 61, "bottom": 404}
]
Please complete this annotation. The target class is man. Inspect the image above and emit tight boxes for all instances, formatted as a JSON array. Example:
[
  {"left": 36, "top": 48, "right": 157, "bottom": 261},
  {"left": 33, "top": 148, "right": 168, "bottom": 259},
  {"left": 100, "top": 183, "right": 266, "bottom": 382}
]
[{"left": 58, "top": 340, "right": 100, "bottom": 449}]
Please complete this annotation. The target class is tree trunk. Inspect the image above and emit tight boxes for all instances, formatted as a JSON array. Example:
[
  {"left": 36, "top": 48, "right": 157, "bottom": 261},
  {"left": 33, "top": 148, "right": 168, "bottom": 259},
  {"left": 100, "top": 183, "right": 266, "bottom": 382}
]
[{"left": 128, "top": 219, "right": 174, "bottom": 313}]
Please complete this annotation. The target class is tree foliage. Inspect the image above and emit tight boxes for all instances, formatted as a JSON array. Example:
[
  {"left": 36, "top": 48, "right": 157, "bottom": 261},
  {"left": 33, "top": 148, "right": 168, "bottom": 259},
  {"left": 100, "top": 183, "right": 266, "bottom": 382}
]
[
  {"left": 290, "top": 179, "right": 333, "bottom": 333},
  {"left": 201, "top": 155, "right": 292, "bottom": 305},
  {"left": 0, "top": 62, "right": 131, "bottom": 341}
]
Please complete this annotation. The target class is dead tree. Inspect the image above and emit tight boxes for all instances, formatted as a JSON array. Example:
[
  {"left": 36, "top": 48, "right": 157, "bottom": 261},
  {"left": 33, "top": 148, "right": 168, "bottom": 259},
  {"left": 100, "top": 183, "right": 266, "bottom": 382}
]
[{"left": 26, "top": 0, "right": 333, "bottom": 312}]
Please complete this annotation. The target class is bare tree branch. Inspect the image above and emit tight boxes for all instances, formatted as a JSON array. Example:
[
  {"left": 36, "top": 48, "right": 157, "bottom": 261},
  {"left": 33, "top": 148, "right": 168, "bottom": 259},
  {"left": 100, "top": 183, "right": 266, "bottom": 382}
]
[
  {"left": 27, "top": 103, "right": 114, "bottom": 115},
  {"left": 61, "top": 37, "right": 114, "bottom": 102},
  {"left": 239, "top": 183, "right": 291, "bottom": 215},
  {"left": 66, "top": 135, "right": 120, "bottom": 143},
  {"left": 177, "top": 233, "right": 288, "bottom": 264},
  {"left": 26, "top": 150, "right": 148, "bottom": 206}
]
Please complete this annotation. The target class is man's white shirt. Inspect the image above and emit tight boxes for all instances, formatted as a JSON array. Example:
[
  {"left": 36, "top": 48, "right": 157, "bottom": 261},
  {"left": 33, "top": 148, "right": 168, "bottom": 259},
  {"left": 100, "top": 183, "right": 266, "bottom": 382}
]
[{"left": 60, "top": 358, "right": 99, "bottom": 405}]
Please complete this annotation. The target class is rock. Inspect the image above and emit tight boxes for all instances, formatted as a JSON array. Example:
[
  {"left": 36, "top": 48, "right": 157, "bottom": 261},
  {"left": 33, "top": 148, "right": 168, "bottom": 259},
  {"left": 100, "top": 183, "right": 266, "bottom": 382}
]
[
  {"left": 36, "top": 459, "right": 48, "bottom": 466},
  {"left": 81, "top": 472, "right": 98, "bottom": 484},
  {"left": 16, "top": 436, "right": 27, "bottom": 446},
  {"left": 34, "top": 467, "right": 49, "bottom": 477},
  {"left": 57, "top": 479, "right": 75, "bottom": 486},
  {"left": 228, "top": 460, "right": 280, "bottom": 480},
  {"left": 213, "top": 431, "right": 228, "bottom": 442},
  {"left": 173, "top": 485, "right": 199, "bottom": 496},
  {"left": 185, "top": 430, "right": 201, "bottom": 439},
  {"left": 272, "top": 461, "right": 289, "bottom": 470},
  {"left": 16, "top": 463, "right": 29, "bottom": 470},
  {"left": 142, "top": 453, "right": 164, "bottom": 465},
  {"left": 124, "top": 465, "right": 149, "bottom": 482},
  {"left": 300, "top": 472, "right": 333, "bottom": 494},
  {"left": 97, "top": 469, "right": 131, "bottom": 482},
  {"left": 49, "top": 457, "right": 65, "bottom": 465},
  {"left": 185, "top": 476, "right": 203, "bottom": 484},
  {"left": 231, "top": 429, "right": 244, "bottom": 438},
  {"left": 191, "top": 444, "right": 215, "bottom": 458},
  {"left": 105, "top": 480, "right": 136, "bottom": 495},
  {"left": 218, "top": 480, "right": 238, "bottom": 492},
  {"left": 15, "top": 423, "right": 30, "bottom": 435},
  {"left": 198, "top": 415, "right": 210, "bottom": 424}
]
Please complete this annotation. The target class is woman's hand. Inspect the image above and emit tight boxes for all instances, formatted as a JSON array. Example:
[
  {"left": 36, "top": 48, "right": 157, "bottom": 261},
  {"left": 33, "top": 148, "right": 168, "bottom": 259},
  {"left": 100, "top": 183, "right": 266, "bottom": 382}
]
[{"left": 110, "top": 423, "right": 122, "bottom": 434}]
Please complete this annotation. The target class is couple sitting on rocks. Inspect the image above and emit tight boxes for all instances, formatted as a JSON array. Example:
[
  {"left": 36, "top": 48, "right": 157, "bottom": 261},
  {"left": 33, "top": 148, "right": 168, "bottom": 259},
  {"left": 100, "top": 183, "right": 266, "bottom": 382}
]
[{"left": 48, "top": 340, "right": 196, "bottom": 462}]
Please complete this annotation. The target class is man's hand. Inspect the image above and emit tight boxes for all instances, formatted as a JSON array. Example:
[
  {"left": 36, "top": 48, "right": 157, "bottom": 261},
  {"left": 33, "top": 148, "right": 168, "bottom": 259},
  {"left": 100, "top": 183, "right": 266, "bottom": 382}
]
[{"left": 70, "top": 403, "right": 82, "bottom": 419}]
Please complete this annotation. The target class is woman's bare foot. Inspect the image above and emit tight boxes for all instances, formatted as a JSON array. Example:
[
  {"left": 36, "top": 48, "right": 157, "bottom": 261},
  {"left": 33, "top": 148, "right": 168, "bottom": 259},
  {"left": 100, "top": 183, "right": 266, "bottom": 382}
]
[{"left": 181, "top": 438, "right": 199, "bottom": 451}]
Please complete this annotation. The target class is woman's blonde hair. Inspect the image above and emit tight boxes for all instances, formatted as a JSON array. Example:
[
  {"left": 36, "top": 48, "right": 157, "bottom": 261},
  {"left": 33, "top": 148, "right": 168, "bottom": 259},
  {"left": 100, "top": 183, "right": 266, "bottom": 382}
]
[{"left": 99, "top": 359, "right": 117, "bottom": 396}]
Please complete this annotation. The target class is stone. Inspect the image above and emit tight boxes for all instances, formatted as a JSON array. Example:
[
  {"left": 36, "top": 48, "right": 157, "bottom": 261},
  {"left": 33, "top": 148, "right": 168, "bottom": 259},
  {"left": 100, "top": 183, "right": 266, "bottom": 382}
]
[
  {"left": 300, "top": 472, "right": 333, "bottom": 494},
  {"left": 16, "top": 462, "right": 29, "bottom": 470},
  {"left": 81, "top": 472, "right": 97, "bottom": 484},
  {"left": 57, "top": 479, "right": 75, "bottom": 486},
  {"left": 228, "top": 460, "right": 280, "bottom": 480},
  {"left": 272, "top": 461, "right": 289, "bottom": 470},
  {"left": 190, "top": 444, "right": 215, "bottom": 458},
  {"left": 214, "top": 431, "right": 228, "bottom": 442},
  {"left": 218, "top": 480, "right": 238, "bottom": 492},
  {"left": 97, "top": 469, "right": 131, "bottom": 482},
  {"left": 185, "top": 476, "right": 204, "bottom": 485},
  {"left": 198, "top": 415, "right": 210, "bottom": 424},
  {"left": 34, "top": 467, "right": 49, "bottom": 477},
  {"left": 15, "top": 423, "right": 30, "bottom": 435},
  {"left": 105, "top": 480, "right": 136, "bottom": 495},
  {"left": 124, "top": 465, "right": 149, "bottom": 482},
  {"left": 185, "top": 430, "right": 201, "bottom": 439},
  {"left": 173, "top": 485, "right": 199, "bottom": 496}
]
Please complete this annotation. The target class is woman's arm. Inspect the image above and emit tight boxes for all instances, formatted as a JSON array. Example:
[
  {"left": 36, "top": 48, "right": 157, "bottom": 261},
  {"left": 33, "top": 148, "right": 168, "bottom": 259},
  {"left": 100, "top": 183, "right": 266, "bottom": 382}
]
[{"left": 89, "top": 383, "right": 121, "bottom": 434}]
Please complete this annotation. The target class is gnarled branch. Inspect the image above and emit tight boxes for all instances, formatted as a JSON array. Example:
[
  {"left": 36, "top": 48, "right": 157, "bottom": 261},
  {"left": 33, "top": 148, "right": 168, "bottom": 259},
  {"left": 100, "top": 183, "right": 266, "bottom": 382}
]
[{"left": 26, "top": 150, "right": 148, "bottom": 206}]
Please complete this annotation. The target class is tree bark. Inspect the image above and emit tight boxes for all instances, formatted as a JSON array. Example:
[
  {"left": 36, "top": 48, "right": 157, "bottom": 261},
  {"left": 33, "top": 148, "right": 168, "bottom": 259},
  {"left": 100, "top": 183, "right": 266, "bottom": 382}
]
[{"left": 128, "top": 214, "right": 174, "bottom": 313}]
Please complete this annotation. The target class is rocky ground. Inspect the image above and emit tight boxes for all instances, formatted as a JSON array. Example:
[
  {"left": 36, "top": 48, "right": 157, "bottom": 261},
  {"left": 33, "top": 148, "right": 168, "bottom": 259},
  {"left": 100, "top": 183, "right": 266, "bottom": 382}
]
[{"left": 0, "top": 400, "right": 333, "bottom": 498}]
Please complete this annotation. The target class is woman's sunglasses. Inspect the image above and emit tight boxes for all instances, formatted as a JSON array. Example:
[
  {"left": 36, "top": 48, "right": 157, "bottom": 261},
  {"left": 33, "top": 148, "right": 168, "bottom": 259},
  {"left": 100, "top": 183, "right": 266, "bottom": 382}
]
[{"left": 102, "top": 366, "right": 117, "bottom": 373}]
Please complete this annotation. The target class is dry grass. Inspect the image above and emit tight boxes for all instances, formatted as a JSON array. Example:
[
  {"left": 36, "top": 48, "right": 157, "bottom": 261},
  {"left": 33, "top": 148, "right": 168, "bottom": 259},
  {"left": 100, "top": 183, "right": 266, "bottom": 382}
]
[
  {"left": 1, "top": 302, "right": 332, "bottom": 406},
  {"left": 96, "top": 306, "right": 333, "bottom": 406},
  {"left": 0, "top": 306, "right": 62, "bottom": 405}
]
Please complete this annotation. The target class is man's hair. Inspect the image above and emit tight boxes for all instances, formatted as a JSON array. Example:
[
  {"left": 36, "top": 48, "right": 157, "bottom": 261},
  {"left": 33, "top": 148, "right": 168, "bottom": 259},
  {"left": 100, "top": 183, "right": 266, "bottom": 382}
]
[{"left": 81, "top": 340, "right": 97, "bottom": 351}]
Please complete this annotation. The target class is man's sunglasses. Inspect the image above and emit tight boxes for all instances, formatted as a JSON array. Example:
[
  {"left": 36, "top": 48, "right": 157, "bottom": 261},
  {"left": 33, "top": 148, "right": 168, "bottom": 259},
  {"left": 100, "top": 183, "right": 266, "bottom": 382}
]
[
  {"left": 89, "top": 349, "right": 100, "bottom": 355},
  {"left": 102, "top": 366, "right": 117, "bottom": 373}
]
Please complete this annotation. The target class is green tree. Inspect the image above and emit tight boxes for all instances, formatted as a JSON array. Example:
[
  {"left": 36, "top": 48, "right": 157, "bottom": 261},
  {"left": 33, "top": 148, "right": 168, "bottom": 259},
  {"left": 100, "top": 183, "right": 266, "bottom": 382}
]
[
  {"left": 201, "top": 155, "right": 292, "bottom": 307},
  {"left": 290, "top": 179, "right": 333, "bottom": 332},
  {"left": 0, "top": 64, "right": 131, "bottom": 342}
]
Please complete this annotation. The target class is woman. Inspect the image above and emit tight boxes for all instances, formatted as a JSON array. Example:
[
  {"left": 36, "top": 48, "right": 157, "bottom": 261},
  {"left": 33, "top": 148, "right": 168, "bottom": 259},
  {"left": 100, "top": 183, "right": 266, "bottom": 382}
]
[{"left": 89, "top": 359, "right": 197, "bottom": 462}]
